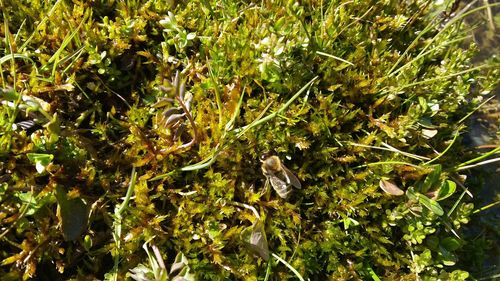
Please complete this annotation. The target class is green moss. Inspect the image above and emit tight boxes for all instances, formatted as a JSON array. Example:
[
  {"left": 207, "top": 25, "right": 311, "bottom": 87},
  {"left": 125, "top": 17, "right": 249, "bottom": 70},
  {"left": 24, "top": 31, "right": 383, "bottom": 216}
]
[{"left": 0, "top": 0, "right": 499, "bottom": 280}]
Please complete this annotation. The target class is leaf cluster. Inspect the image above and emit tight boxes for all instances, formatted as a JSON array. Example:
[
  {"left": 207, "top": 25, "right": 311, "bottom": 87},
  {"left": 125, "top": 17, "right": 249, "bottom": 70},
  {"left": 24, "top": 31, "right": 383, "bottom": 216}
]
[{"left": 0, "top": 0, "right": 498, "bottom": 280}]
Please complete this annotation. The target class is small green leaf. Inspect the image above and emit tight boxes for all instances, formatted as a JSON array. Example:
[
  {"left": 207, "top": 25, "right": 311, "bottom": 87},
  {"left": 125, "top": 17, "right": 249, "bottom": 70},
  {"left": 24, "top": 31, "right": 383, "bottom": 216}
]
[
  {"left": 449, "top": 270, "right": 469, "bottom": 280},
  {"left": 426, "top": 235, "right": 439, "bottom": 250},
  {"left": 83, "top": 235, "right": 93, "bottom": 251},
  {"left": 26, "top": 153, "right": 54, "bottom": 173},
  {"left": 406, "top": 186, "right": 418, "bottom": 201},
  {"left": 343, "top": 217, "right": 360, "bottom": 229},
  {"left": 435, "top": 180, "right": 456, "bottom": 201},
  {"left": 441, "top": 237, "right": 461, "bottom": 251},
  {"left": 421, "top": 164, "right": 442, "bottom": 193},
  {"left": 438, "top": 246, "right": 457, "bottom": 266},
  {"left": 417, "top": 193, "right": 444, "bottom": 216},
  {"left": 14, "top": 192, "right": 54, "bottom": 216},
  {"left": 418, "top": 97, "right": 428, "bottom": 112},
  {"left": 0, "top": 87, "right": 19, "bottom": 100},
  {"left": 44, "top": 113, "right": 60, "bottom": 143}
]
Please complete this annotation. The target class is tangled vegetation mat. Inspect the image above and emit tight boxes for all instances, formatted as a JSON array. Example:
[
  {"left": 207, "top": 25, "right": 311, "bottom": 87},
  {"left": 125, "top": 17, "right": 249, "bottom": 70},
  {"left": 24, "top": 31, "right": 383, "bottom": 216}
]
[{"left": 0, "top": 0, "right": 499, "bottom": 280}]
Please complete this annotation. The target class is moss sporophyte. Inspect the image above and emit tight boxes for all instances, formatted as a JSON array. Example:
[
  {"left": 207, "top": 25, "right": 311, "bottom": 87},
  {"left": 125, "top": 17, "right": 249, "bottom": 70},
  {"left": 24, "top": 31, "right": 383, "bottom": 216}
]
[{"left": 0, "top": 0, "right": 498, "bottom": 280}]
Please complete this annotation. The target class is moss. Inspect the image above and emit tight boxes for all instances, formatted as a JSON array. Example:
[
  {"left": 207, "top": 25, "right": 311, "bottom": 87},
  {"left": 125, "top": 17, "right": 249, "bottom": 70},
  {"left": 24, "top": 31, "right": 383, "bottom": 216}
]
[{"left": 0, "top": 0, "right": 499, "bottom": 280}]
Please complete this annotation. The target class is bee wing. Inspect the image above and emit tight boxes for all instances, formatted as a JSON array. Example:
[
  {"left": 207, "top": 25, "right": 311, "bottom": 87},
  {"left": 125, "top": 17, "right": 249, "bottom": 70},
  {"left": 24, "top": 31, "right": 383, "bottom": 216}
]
[
  {"left": 281, "top": 165, "right": 302, "bottom": 189},
  {"left": 268, "top": 174, "right": 292, "bottom": 199}
]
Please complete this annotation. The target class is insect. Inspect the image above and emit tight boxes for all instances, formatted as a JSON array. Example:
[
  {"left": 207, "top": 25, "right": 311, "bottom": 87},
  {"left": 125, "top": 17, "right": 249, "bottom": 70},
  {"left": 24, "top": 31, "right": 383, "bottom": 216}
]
[{"left": 260, "top": 153, "right": 301, "bottom": 199}]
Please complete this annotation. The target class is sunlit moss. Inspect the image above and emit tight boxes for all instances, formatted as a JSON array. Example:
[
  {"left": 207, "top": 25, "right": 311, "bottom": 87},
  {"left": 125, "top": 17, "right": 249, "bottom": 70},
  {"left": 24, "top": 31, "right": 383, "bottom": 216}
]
[{"left": 0, "top": 0, "right": 498, "bottom": 280}]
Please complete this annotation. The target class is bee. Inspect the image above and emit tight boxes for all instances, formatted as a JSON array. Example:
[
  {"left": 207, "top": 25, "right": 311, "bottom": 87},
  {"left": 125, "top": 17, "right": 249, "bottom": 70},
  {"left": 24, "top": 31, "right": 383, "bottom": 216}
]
[{"left": 260, "top": 153, "right": 301, "bottom": 199}]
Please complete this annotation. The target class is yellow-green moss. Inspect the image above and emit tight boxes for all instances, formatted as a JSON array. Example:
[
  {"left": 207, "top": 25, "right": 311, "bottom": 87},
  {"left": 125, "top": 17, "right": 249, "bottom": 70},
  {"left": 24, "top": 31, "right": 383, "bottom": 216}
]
[{"left": 0, "top": 0, "right": 499, "bottom": 280}]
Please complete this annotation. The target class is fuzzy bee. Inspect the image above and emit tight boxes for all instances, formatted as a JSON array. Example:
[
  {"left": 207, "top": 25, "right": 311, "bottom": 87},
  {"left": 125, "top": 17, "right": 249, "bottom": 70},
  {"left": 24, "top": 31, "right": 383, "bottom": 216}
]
[{"left": 260, "top": 153, "right": 301, "bottom": 199}]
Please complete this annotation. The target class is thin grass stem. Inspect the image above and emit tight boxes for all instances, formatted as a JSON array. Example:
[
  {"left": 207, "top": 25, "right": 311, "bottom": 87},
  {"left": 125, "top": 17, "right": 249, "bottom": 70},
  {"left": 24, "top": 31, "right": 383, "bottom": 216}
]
[
  {"left": 235, "top": 76, "right": 318, "bottom": 135},
  {"left": 456, "top": 157, "right": 500, "bottom": 171},
  {"left": 457, "top": 146, "right": 500, "bottom": 168},
  {"left": 271, "top": 253, "right": 305, "bottom": 281},
  {"left": 355, "top": 161, "right": 425, "bottom": 170},
  {"left": 19, "top": 0, "right": 64, "bottom": 51},
  {"left": 391, "top": 35, "right": 472, "bottom": 77},
  {"left": 424, "top": 130, "right": 460, "bottom": 165},
  {"left": 116, "top": 166, "right": 137, "bottom": 216},
  {"left": 348, "top": 142, "right": 430, "bottom": 161},
  {"left": 316, "top": 51, "right": 354, "bottom": 66},
  {"left": 447, "top": 188, "right": 468, "bottom": 217},
  {"left": 398, "top": 64, "right": 493, "bottom": 90}
]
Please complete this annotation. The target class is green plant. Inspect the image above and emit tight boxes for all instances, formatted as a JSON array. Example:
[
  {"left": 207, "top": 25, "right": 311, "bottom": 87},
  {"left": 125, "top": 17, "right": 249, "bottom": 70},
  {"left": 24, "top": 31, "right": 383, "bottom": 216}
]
[{"left": 0, "top": 0, "right": 498, "bottom": 280}]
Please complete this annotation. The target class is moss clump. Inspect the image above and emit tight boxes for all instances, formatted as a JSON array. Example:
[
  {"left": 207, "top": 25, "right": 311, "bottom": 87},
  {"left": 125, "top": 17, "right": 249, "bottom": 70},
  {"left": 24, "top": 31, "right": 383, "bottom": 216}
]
[{"left": 0, "top": 0, "right": 498, "bottom": 280}]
